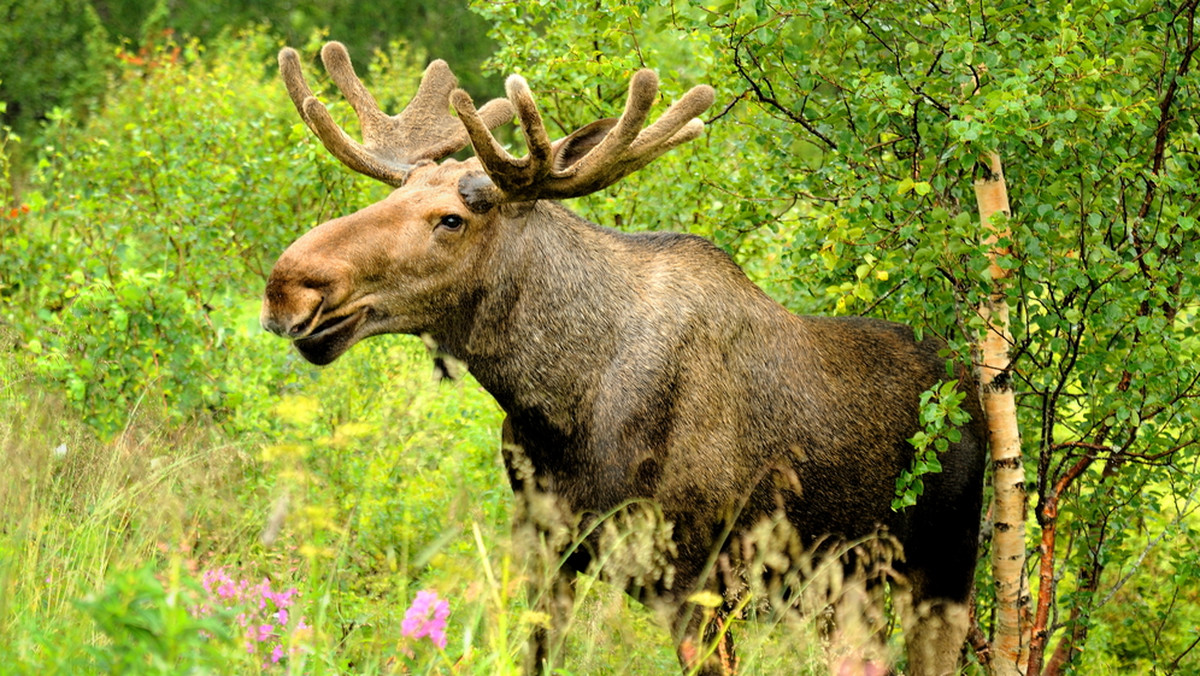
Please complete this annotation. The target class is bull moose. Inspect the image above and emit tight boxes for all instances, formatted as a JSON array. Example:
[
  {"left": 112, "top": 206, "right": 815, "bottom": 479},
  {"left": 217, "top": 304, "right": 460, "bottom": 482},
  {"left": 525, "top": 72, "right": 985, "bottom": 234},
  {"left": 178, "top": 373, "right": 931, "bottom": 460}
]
[{"left": 260, "top": 42, "right": 987, "bottom": 676}]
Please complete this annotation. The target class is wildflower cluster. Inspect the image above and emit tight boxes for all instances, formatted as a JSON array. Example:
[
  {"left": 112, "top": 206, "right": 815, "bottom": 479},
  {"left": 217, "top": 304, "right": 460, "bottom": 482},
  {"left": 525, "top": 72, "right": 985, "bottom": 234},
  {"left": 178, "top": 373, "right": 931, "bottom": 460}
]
[
  {"left": 402, "top": 589, "right": 450, "bottom": 650},
  {"left": 191, "top": 567, "right": 309, "bottom": 668}
]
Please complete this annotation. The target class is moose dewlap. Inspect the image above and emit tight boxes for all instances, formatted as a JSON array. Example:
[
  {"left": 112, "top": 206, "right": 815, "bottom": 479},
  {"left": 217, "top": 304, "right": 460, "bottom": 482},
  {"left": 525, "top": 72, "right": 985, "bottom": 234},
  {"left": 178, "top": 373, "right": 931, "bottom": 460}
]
[{"left": 260, "top": 42, "right": 986, "bottom": 676}]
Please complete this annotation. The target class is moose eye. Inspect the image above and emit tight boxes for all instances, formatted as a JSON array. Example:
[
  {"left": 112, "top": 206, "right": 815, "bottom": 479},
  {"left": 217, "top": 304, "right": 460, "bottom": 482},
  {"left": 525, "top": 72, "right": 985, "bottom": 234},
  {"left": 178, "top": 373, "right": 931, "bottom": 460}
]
[{"left": 437, "top": 214, "right": 465, "bottom": 231}]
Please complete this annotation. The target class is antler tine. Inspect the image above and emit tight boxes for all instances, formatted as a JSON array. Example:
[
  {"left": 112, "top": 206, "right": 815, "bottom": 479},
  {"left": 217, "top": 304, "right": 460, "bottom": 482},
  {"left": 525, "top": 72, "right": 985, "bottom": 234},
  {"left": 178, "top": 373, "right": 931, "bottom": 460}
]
[
  {"left": 452, "top": 68, "right": 714, "bottom": 203},
  {"left": 451, "top": 75, "right": 555, "bottom": 194},
  {"left": 581, "top": 69, "right": 659, "bottom": 161},
  {"left": 319, "top": 43, "right": 395, "bottom": 145},
  {"left": 629, "top": 84, "right": 715, "bottom": 153},
  {"left": 279, "top": 43, "right": 515, "bottom": 187},
  {"left": 279, "top": 47, "right": 317, "bottom": 121},
  {"left": 556, "top": 73, "right": 714, "bottom": 196}
]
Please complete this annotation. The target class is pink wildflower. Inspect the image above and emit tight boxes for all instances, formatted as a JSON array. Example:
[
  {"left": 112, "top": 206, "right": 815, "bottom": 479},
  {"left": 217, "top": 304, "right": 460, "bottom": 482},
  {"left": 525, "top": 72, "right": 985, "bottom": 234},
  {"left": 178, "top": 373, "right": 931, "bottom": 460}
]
[
  {"left": 191, "top": 566, "right": 308, "bottom": 668},
  {"left": 402, "top": 590, "right": 450, "bottom": 649}
]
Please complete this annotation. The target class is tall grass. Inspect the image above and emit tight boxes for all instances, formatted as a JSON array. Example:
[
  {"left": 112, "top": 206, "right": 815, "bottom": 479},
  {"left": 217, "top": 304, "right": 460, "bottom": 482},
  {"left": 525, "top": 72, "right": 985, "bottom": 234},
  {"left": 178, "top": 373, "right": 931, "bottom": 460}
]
[{"left": 0, "top": 326, "right": 851, "bottom": 674}]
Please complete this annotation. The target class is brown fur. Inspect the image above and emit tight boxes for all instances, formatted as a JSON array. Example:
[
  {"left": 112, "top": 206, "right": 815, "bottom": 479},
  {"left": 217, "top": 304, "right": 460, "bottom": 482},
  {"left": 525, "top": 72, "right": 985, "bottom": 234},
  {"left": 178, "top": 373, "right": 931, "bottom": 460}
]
[{"left": 261, "top": 51, "right": 986, "bottom": 676}]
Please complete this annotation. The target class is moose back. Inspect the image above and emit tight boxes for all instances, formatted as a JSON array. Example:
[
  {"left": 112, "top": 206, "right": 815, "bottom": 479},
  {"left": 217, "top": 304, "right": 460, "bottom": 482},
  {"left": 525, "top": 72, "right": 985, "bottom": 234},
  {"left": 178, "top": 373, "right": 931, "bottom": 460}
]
[{"left": 260, "top": 42, "right": 987, "bottom": 676}]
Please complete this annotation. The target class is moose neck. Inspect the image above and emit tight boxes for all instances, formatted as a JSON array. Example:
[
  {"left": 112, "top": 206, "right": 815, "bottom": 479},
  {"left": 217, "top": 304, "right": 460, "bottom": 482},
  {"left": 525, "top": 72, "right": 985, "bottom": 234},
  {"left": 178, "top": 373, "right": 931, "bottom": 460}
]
[{"left": 434, "top": 201, "right": 639, "bottom": 439}]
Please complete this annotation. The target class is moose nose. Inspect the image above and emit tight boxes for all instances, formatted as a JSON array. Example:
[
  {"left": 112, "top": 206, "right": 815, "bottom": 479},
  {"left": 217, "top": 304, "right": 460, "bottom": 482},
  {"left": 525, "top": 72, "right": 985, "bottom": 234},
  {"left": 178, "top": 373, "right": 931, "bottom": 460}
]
[
  {"left": 261, "top": 278, "right": 325, "bottom": 338},
  {"left": 260, "top": 303, "right": 316, "bottom": 338},
  {"left": 260, "top": 308, "right": 304, "bottom": 337}
]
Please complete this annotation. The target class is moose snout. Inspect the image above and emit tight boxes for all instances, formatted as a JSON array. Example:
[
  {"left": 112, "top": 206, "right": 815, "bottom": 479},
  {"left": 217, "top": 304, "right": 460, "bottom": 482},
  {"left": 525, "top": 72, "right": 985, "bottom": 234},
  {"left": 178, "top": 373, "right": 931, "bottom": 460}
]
[
  {"left": 260, "top": 276, "right": 326, "bottom": 339},
  {"left": 261, "top": 242, "right": 360, "bottom": 339}
]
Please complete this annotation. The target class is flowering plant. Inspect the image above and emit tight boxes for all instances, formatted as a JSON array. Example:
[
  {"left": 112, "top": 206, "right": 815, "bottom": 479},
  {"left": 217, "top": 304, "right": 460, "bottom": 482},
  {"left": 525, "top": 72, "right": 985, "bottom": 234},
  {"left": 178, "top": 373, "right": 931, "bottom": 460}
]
[
  {"left": 402, "top": 589, "right": 450, "bottom": 650},
  {"left": 191, "top": 567, "right": 309, "bottom": 668}
]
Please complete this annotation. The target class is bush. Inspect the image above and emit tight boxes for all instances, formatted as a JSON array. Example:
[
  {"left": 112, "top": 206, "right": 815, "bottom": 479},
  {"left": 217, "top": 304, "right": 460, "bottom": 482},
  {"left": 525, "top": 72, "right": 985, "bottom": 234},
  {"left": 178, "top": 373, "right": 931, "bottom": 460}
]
[
  {"left": 0, "top": 0, "right": 110, "bottom": 134},
  {"left": 76, "top": 564, "right": 236, "bottom": 674},
  {"left": 3, "top": 26, "right": 399, "bottom": 436}
]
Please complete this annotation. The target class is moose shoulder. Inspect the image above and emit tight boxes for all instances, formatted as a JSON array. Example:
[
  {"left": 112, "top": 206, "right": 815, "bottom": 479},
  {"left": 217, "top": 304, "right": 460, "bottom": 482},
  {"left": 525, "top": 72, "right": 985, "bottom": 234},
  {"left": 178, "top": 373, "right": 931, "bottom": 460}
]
[{"left": 261, "top": 42, "right": 987, "bottom": 676}]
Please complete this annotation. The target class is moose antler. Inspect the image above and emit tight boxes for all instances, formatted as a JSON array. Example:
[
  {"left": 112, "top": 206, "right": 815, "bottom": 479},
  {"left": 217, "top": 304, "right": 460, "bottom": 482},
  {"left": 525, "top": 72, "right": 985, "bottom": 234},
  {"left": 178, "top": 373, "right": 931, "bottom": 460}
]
[
  {"left": 451, "top": 70, "right": 715, "bottom": 202},
  {"left": 279, "top": 42, "right": 515, "bottom": 186}
]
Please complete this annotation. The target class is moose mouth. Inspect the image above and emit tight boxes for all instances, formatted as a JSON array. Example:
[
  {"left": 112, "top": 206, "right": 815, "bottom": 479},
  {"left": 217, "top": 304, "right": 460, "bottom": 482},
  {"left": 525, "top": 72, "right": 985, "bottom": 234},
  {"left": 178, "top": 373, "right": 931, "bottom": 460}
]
[{"left": 293, "top": 307, "right": 369, "bottom": 365}]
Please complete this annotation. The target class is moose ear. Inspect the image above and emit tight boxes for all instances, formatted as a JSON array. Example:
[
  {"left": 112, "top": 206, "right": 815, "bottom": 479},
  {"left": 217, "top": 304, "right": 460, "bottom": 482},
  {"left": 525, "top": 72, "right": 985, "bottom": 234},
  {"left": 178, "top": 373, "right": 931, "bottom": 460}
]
[
  {"left": 458, "top": 171, "right": 502, "bottom": 213},
  {"left": 551, "top": 118, "right": 620, "bottom": 172}
]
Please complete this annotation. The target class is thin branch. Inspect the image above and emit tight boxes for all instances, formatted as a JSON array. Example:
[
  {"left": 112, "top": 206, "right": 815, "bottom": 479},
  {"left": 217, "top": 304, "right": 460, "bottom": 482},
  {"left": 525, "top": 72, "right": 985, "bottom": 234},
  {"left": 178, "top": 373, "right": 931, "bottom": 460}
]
[
  {"left": 730, "top": 34, "right": 840, "bottom": 150},
  {"left": 1166, "top": 632, "right": 1200, "bottom": 674},
  {"left": 1096, "top": 486, "right": 1199, "bottom": 610},
  {"left": 1136, "top": 0, "right": 1199, "bottom": 222},
  {"left": 704, "top": 90, "right": 749, "bottom": 125}
]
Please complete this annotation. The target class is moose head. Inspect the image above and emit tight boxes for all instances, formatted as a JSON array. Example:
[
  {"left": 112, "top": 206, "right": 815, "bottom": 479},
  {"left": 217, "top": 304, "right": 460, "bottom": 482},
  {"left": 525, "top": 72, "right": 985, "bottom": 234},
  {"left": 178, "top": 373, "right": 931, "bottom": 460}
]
[{"left": 261, "top": 42, "right": 714, "bottom": 365}]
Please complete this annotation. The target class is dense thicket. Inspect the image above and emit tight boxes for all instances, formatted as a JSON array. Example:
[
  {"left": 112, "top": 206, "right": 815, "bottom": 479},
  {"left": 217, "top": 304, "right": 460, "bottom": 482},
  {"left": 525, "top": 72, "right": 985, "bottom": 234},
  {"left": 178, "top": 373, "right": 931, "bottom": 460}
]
[{"left": 0, "top": 0, "right": 495, "bottom": 135}]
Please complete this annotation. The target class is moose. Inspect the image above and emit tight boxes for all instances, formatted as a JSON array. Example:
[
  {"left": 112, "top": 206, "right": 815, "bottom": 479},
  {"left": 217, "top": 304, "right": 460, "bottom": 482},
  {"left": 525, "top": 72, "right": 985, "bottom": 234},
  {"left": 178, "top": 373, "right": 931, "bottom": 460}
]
[{"left": 261, "top": 42, "right": 986, "bottom": 676}]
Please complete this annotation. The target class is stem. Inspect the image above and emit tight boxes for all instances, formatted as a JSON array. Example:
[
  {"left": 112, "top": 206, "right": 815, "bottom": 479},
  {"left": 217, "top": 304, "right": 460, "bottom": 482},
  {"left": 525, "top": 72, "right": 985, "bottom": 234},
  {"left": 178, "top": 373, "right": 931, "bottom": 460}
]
[
  {"left": 1027, "top": 454, "right": 1095, "bottom": 675},
  {"left": 974, "top": 152, "right": 1030, "bottom": 676}
]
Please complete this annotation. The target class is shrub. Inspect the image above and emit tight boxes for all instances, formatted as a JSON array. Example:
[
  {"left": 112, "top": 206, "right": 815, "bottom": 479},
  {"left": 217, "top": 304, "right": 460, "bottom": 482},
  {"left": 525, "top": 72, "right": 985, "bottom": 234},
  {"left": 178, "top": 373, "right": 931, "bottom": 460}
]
[
  {"left": 0, "top": 0, "right": 110, "bottom": 134},
  {"left": 3, "top": 26, "right": 401, "bottom": 436},
  {"left": 76, "top": 564, "right": 235, "bottom": 674}
]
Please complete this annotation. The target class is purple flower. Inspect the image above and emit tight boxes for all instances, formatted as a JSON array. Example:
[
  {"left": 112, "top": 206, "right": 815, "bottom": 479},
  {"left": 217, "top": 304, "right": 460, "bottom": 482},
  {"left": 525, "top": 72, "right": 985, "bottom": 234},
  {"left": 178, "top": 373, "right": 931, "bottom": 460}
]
[
  {"left": 190, "top": 566, "right": 309, "bottom": 668},
  {"left": 401, "top": 590, "right": 450, "bottom": 649}
]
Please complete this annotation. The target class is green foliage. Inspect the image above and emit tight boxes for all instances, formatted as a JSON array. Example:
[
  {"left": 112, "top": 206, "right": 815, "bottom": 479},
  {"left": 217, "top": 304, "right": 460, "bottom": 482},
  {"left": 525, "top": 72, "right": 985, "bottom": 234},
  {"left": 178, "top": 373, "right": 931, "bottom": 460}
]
[
  {"left": 893, "top": 380, "right": 969, "bottom": 511},
  {"left": 0, "top": 356, "right": 262, "bottom": 673},
  {"left": 2, "top": 27, "right": 390, "bottom": 435},
  {"left": 76, "top": 564, "right": 235, "bottom": 674},
  {"left": 31, "top": 270, "right": 216, "bottom": 430},
  {"left": 0, "top": 0, "right": 498, "bottom": 141},
  {"left": 257, "top": 338, "right": 512, "bottom": 665},
  {"left": 0, "top": 102, "right": 15, "bottom": 203},
  {"left": 95, "top": 0, "right": 498, "bottom": 106},
  {"left": 0, "top": 0, "right": 111, "bottom": 134}
]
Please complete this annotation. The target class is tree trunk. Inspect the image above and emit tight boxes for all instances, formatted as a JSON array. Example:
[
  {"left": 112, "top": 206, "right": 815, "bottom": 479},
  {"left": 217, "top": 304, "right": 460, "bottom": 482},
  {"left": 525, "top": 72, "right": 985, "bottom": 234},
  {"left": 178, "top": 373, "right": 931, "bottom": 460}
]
[{"left": 974, "top": 153, "right": 1030, "bottom": 676}]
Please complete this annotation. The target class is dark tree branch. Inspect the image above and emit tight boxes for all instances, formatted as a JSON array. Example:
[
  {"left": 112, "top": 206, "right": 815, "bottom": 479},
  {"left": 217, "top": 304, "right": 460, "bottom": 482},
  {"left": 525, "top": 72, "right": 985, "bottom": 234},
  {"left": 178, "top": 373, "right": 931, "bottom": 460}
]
[
  {"left": 1136, "top": 0, "right": 1199, "bottom": 222},
  {"left": 730, "top": 34, "right": 840, "bottom": 151},
  {"left": 1167, "top": 633, "right": 1200, "bottom": 674},
  {"left": 704, "top": 89, "right": 749, "bottom": 125}
]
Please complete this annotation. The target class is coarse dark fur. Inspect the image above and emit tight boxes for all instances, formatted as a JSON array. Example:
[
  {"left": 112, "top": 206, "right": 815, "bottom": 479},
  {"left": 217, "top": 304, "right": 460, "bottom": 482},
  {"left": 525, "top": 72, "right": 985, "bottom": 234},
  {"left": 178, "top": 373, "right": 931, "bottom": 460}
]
[{"left": 261, "top": 55, "right": 987, "bottom": 675}]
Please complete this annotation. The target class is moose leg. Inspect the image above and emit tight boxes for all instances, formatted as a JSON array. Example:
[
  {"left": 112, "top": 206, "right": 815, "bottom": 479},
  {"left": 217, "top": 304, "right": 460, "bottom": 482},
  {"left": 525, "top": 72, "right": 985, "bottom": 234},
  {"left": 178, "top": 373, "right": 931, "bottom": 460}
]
[
  {"left": 507, "top": 486, "right": 578, "bottom": 674},
  {"left": 525, "top": 567, "right": 577, "bottom": 674},
  {"left": 826, "top": 576, "right": 891, "bottom": 676},
  {"left": 897, "top": 482, "right": 980, "bottom": 675},
  {"left": 894, "top": 589, "right": 969, "bottom": 676},
  {"left": 673, "top": 604, "right": 737, "bottom": 676},
  {"left": 500, "top": 418, "right": 580, "bottom": 673}
]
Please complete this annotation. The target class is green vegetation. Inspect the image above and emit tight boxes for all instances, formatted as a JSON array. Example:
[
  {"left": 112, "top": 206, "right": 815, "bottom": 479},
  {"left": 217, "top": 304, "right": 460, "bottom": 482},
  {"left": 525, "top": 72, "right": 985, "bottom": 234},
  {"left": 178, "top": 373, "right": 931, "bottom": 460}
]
[
  {"left": 0, "top": 0, "right": 496, "bottom": 137},
  {"left": 0, "top": 0, "right": 110, "bottom": 134},
  {"left": 1, "top": 1, "right": 1198, "bottom": 674}
]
